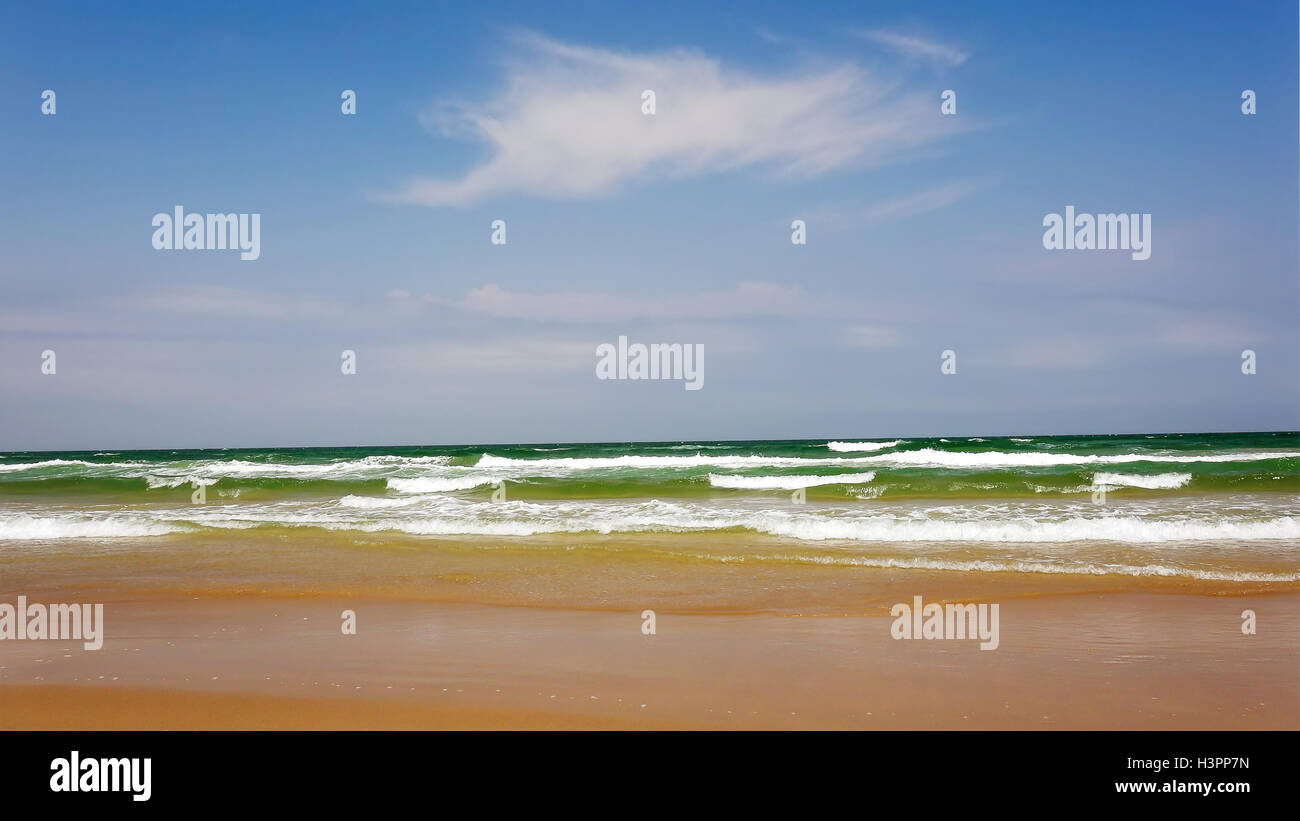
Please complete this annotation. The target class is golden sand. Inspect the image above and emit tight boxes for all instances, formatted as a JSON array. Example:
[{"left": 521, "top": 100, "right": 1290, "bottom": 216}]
[{"left": 2, "top": 586, "right": 1296, "bottom": 730}]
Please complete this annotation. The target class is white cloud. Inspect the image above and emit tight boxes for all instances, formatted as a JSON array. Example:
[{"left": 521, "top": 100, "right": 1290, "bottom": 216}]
[
  {"left": 841, "top": 324, "right": 902, "bottom": 349},
  {"left": 375, "top": 338, "right": 596, "bottom": 375},
  {"left": 862, "top": 179, "right": 980, "bottom": 222},
  {"left": 857, "top": 30, "right": 969, "bottom": 67},
  {"left": 421, "top": 280, "right": 813, "bottom": 321},
  {"left": 128, "top": 287, "right": 342, "bottom": 320},
  {"left": 807, "top": 179, "right": 981, "bottom": 231},
  {"left": 378, "top": 32, "right": 963, "bottom": 206},
  {"left": 995, "top": 337, "right": 1110, "bottom": 369}
]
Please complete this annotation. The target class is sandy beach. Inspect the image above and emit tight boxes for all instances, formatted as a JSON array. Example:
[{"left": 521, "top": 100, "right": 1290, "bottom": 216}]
[{"left": 3, "top": 531, "right": 1296, "bottom": 730}]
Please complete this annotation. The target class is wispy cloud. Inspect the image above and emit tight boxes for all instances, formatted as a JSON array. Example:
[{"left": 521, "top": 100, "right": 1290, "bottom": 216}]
[
  {"left": 861, "top": 179, "right": 980, "bottom": 223},
  {"left": 841, "top": 324, "right": 902, "bottom": 350},
  {"left": 754, "top": 27, "right": 800, "bottom": 46},
  {"left": 378, "top": 31, "right": 964, "bottom": 206},
  {"left": 127, "top": 287, "right": 342, "bottom": 320},
  {"left": 805, "top": 179, "right": 982, "bottom": 232},
  {"left": 412, "top": 281, "right": 813, "bottom": 322},
  {"left": 856, "top": 29, "right": 969, "bottom": 67}
]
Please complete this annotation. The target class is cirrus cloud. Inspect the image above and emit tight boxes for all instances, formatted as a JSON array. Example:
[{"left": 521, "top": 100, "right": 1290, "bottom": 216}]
[{"left": 377, "top": 31, "right": 968, "bottom": 206}]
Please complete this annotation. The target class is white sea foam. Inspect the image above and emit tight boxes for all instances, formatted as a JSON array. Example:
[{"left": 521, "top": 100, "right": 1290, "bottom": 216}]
[
  {"left": 475, "top": 453, "right": 837, "bottom": 470},
  {"left": 826, "top": 441, "right": 901, "bottom": 452},
  {"left": 729, "top": 553, "right": 1300, "bottom": 583},
  {"left": 708, "top": 472, "right": 876, "bottom": 489},
  {"left": 67, "top": 497, "right": 1296, "bottom": 545},
  {"left": 0, "top": 459, "right": 101, "bottom": 472},
  {"left": 0, "top": 455, "right": 454, "bottom": 483},
  {"left": 861, "top": 449, "right": 1300, "bottom": 468},
  {"left": 144, "top": 475, "right": 219, "bottom": 489},
  {"left": 388, "top": 476, "right": 498, "bottom": 493},
  {"left": 851, "top": 485, "right": 887, "bottom": 499},
  {"left": 1093, "top": 472, "right": 1192, "bottom": 490},
  {"left": 0, "top": 515, "right": 182, "bottom": 539},
  {"left": 474, "top": 449, "right": 1300, "bottom": 472},
  {"left": 338, "top": 494, "right": 428, "bottom": 509},
  {"left": 4, "top": 500, "right": 1297, "bottom": 584}
]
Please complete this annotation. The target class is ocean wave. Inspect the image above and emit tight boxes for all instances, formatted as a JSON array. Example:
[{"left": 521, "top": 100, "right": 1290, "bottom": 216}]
[
  {"left": 473, "top": 449, "right": 1300, "bottom": 472},
  {"left": 716, "top": 553, "right": 1300, "bottom": 583},
  {"left": 8, "top": 498, "right": 1293, "bottom": 546},
  {"left": 4, "top": 499, "right": 1297, "bottom": 587},
  {"left": 474, "top": 453, "right": 838, "bottom": 470},
  {"left": 708, "top": 472, "right": 876, "bottom": 489},
  {"left": 0, "top": 459, "right": 103, "bottom": 473},
  {"left": 2, "top": 448, "right": 1295, "bottom": 485},
  {"left": 1093, "top": 472, "right": 1192, "bottom": 490},
  {"left": 0, "top": 514, "right": 183, "bottom": 539},
  {"left": 144, "top": 475, "right": 220, "bottom": 489},
  {"left": 851, "top": 486, "right": 887, "bottom": 499},
  {"left": 826, "top": 441, "right": 901, "bottom": 452},
  {"left": 0, "top": 455, "right": 453, "bottom": 482},
  {"left": 277, "top": 505, "right": 1300, "bottom": 545},
  {"left": 338, "top": 494, "right": 429, "bottom": 509},
  {"left": 1032, "top": 484, "right": 1095, "bottom": 494},
  {"left": 862, "top": 449, "right": 1300, "bottom": 468},
  {"left": 388, "top": 476, "right": 499, "bottom": 494}
]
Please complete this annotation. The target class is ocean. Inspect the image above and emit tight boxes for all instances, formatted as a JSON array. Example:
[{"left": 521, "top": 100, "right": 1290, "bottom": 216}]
[{"left": 1, "top": 432, "right": 1297, "bottom": 585}]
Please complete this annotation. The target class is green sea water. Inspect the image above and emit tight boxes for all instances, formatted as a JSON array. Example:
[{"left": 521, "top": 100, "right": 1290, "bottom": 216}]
[
  {"left": 1, "top": 432, "right": 1297, "bottom": 582},
  {"left": 1, "top": 431, "right": 1297, "bottom": 502}
]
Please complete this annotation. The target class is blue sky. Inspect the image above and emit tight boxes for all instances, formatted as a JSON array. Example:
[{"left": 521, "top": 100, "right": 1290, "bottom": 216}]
[{"left": 1, "top": 0, "right": 1296, "bottom": 449}]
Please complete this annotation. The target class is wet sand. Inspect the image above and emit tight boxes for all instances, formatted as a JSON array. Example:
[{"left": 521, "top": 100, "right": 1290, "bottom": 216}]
[{"left": 3, "top": 587, "right": 1296, "bottom": 729}]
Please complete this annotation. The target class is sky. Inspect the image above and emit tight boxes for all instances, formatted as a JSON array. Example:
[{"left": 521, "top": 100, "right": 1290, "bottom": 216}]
[{"left": 0, "top": 0, "right": 1296, "bottom": 450}]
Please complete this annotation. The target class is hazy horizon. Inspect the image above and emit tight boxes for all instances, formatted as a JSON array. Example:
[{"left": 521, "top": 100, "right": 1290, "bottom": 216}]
[{"left": 1, "top": 427, "right": 1296, "bottom": 455}]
